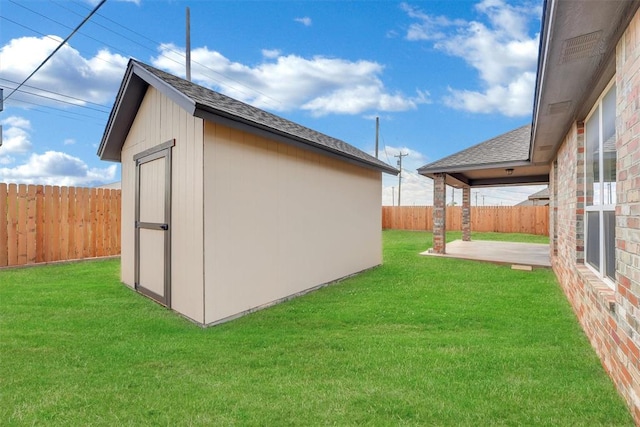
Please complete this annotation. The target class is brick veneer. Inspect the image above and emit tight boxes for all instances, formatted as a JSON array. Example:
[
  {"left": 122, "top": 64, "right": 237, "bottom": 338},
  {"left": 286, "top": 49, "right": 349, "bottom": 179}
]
[
  {"left": 432, "top": 173, "right": 447, "bottom": 254},
  {"left": 462, "top": 186, "right": 471, "bottom": 241},
  {"left": 551, "top": 9, "right": 640, "bottom": 422}
]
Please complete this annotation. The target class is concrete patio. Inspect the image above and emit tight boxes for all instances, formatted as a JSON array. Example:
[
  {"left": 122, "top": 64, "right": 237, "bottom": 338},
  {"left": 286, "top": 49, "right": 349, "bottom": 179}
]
[{"left": 420, "top": 240, "right": 551, "bottom": 268}]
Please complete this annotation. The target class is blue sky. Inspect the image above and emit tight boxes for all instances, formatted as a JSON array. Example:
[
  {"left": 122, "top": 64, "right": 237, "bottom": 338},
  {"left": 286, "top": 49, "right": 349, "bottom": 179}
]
[{"left": 0, "top": 0, "right": 545, "bottom": 205}]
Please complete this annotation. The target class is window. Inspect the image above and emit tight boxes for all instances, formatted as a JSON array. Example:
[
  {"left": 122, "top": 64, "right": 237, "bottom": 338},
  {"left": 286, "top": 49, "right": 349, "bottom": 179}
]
[{"left": 584, "top": 82, "right": 616, "bottom": 284}]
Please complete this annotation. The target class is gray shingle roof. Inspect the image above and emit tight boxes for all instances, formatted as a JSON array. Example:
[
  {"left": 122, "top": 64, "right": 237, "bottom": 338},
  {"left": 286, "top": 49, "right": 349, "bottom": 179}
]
[
  {"left": 417, "top": 124, "right": 531, "bottom": 173},
  {"left": 104, "top": 60, "right": 396, "bottom": 174},
  {"left": 528, "top": 187, "right": 549, "bottom": 200}
]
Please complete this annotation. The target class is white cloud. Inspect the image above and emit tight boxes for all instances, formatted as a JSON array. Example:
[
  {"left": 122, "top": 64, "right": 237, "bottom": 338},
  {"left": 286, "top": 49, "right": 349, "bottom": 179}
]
[
  {"left": 0, "top": 151, "right": 117, "bottom": 187},
  {"left": 400, "top": 3, "right": 465, "bottom": 41},
  {"left": 0, "top": 36, "right": 128, "bottom": 108},
  {"left": 295, "top": 17, "right": 312, "bottom": 27},
  {"left": 402, "top": 0, "right": 540, "bottom": 117},
  {"left": 0, "top": 116, "right": 33, "bottom": 161},
  {"left": 262, "top": 49, "right": 282, "bottom": 59},
  {"left": 153, "top": 45, "right": 429, "bottom": 116},
  {"left": 63, "top": 138, "right": 76, "bottom": 145}
]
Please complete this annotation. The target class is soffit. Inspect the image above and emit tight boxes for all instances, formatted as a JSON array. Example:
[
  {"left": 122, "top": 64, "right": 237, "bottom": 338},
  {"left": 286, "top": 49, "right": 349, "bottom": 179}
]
[{"left": 531, "top": 0, "right": 640, "bottom": 164}]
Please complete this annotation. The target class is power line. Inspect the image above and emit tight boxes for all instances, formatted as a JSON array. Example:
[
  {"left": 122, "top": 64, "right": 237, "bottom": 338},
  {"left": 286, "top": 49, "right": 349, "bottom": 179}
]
[
  {"left": 1, "top": 81, "right": 110, "bottom": 113},
  {"left": 24, "top": 0, "right": 285, "bottom": 111},
  {"left": 4, "top": 0, "right": 107, "bottom": 102},
  {"left": 64, "top": 0, "right": 283, "bottom": 109},
  {"left": 7, "top": 0, "right": 134, "bottom": 70},
  {"left": 7, "top": 98, "right": 107, "bottom": 124}
]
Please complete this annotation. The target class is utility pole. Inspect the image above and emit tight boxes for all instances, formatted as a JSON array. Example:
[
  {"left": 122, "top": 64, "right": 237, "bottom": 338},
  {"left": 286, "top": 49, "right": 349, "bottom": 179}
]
[
  {"left": 391, "top": 187, "right": 395, "bottom": 207},
  {"left": 375, "top": 117, "right": 379, "bottom": 159},
  {"left": 395, "top": 152, "right": 408, "bottom": 206},
  {"left": 451, "top": 188, "right": 455, "bottom": 205},
  {"left": 482, "top": 195, "right": 485, "bottom": 206},
  {"left": 186, "top": 7, "right": 191, "bottom": 81},
  {"left": 475, "top": 192, "right": 478, "bottom": 206}
]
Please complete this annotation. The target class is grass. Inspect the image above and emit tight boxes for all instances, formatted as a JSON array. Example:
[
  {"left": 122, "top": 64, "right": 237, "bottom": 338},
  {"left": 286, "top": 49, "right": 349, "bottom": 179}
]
[{"left": 0, "top": 230, "right": 632, "bottom": 426}]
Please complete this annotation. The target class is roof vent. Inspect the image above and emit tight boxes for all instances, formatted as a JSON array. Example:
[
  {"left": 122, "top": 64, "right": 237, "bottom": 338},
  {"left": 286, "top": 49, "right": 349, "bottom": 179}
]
[
  {"left": 560, "top": 31, "right": 603, "bottom": 64},
  {"left": 547, "top": 101, "right": 572, "bottom": 115}
]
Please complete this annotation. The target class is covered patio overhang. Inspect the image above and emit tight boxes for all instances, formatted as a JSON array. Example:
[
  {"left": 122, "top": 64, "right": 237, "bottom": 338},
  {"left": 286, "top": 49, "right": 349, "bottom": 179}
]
[{"left": 417, "top": 125, "right": 550, "bottom": 254}]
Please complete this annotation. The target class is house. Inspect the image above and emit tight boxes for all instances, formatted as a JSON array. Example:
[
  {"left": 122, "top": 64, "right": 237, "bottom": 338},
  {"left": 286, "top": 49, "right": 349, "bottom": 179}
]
[
  {"left": 515, "top": 187, "right": 549, "bottom": 206},
  {"left": 98, "top": 59, "right": 397, "bottom": 326},
  {"left": 419, "top": 0, "right": 640, "bottom": 421}
]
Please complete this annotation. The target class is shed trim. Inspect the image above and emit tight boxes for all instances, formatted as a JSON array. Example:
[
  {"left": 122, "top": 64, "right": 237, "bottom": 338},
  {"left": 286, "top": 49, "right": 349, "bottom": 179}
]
[
  {"left": 99, "top": 59, "right": 398, "bottom": 176},
  {"left": 131, "top": 62, "right": 197, "bottom": 116},
  {"left": 133, "top": 139, "right": 176, "bottom": 162}
]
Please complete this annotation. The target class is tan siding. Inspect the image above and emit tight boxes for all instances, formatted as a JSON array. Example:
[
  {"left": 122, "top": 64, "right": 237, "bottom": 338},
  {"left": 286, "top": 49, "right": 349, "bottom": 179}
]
[
  {"left": 121, "top": 86, "right": 205, "bottom": 324},
  {"left": 203, "top": 122, "right": 381, "bottom": 324}
]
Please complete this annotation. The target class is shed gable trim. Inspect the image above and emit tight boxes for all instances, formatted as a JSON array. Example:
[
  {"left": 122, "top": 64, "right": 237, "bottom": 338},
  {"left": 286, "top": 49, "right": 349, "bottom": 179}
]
[
  {"left": 99, "top": 59, "right": 398, "bottom": 175},
  {"left": 131, "top": 62, "right": 196, "bottom": 116}
]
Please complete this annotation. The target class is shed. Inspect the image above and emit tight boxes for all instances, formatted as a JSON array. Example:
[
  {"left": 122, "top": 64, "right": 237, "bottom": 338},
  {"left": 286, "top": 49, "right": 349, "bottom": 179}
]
[{"left": 98, "top": 59, "right": 397, "bottom": 326}]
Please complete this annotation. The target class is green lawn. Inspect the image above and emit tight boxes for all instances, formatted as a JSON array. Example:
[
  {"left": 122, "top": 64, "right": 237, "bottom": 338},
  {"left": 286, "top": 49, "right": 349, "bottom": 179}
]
[{"left": 0, "top": 230, "right": 632, "bottom": 426}]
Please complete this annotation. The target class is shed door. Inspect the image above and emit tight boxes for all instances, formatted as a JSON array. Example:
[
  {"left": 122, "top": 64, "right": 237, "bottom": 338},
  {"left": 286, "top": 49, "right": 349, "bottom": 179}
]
[{"left": 134, "top": 140, "right": 174, "bottom": 307}]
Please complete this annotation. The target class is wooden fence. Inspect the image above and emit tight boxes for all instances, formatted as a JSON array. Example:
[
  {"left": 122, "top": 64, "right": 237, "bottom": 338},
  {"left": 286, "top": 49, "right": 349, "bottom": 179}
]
[
  {"left": 382, "top": 205, "right": 549, "bottom": 236},
  {"left": 0, "top": 183, "right": 121, "bottom": 268}
]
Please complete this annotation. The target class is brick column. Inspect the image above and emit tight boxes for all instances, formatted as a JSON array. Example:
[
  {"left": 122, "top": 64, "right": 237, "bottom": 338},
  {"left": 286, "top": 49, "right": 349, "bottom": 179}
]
[
  {"left": 433, "top": 173, "right": 447, "bottom": 254},
  {"left": 462, "top": 186, "right": 471, "bottom": 241}
]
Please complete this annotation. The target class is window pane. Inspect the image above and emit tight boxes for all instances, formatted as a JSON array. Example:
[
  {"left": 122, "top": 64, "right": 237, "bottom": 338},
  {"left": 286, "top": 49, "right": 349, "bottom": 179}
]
[
  {"left": 585, "top": 106, "right": 600, "bottom": 206},
  {"left": 602, "top": 86, "right": 617, "bottom": 205},
  {"left": 586, "top": 211, "right": 600, "bottom": 269},
  {"left": 604, "top": 210, "right": 616, "bottom": 281}
]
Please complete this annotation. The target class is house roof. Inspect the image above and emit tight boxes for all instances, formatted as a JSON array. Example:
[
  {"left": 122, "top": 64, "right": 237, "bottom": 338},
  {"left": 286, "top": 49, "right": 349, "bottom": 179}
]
[
  {"left": 528, "top": 187, "right": 549, "bottom": 201},
  {"left": 98, "top": 59, "right": 398, "bottom": 175},
  {"left": 516, "top": 188, "right": 550, "bottom": 206},
  {"left": 418, "top": 125, "right": 530, "bottom": 172},
  {"left": 530, "top": 0, "right": 640, "bottom": 164},
  {"left": 417, "top": 125, "right": 548, "bottom": 188}
]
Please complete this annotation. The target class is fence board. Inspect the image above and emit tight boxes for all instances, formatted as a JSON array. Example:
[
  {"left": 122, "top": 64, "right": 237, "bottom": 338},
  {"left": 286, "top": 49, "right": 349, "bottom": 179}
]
[
  {"left": 52, "top": 186, "right": 61, "bottom": 262},
  {"left": 7, "top": 184, "right": 18, "bottom": 266},
  {"left": 0, "top": 184, "right": 7, "bottom": 266},
  {"left": 17, "top": 184, "right": 27, "bottom": 265},
  {"left": 0, "top": 183, "right": 122, "bottom": 267},
  {"left": 67, "top": 186, "right": 76, "bottom": 260},
  {"left": 75, "top": 187, "right": 85, "bottom": 259},
  {"left": 83, "top": 188, "right": 91, "bottom": 259},
  {"left": 96, "top": 188, "right": 104, "bottom": 258},
  {"left": 60, "top": 187, "right": 69, "bottom": 261},
  {"left": 35, "top": 186, "right": 45, "bottom": 263},
  {"left": 382, "top": 205, "right": 549, "bottom": 236},
  {"left": 27, "top": 185, "right": 37, "bottom": 264}
]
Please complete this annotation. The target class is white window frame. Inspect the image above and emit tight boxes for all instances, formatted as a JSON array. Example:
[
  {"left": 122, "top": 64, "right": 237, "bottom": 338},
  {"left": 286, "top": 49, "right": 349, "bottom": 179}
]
[{"left": 584, "top": 79, "right": 616, "bottom": 288}]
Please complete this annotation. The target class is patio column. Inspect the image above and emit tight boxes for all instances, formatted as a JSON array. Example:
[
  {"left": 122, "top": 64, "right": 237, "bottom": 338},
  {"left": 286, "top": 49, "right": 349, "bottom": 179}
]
[
  {"left": 433, "top": 173, "right": 447, "bottom": 254},
  {"left": 462, "top": 186, "right": 471, "bottom": 242}
]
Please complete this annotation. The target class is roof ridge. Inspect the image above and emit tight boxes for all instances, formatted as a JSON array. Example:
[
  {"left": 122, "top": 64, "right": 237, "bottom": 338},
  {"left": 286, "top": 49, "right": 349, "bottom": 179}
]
[{"left": 130, "top": 59, "right": 397, "bottom": 174}]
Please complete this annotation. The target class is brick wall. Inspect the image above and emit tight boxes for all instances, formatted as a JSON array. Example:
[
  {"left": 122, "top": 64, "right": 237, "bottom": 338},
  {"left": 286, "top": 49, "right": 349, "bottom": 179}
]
[
  {"left": 432, "top": 173, "right": 446, "bottom": 254},
  {"left": 552, "top": 9, "right": 640, "bottom": 422}
]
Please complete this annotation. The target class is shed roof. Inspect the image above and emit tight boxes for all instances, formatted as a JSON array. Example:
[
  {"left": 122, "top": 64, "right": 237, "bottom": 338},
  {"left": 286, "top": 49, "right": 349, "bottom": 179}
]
[{"left": 98, "top": 59, "right": 398, "bottom": 175}]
